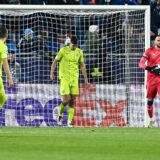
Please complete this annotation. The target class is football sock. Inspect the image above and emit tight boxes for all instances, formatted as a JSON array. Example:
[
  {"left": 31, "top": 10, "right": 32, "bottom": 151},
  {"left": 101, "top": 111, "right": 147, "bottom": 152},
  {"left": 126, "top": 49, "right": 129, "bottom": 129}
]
[
  {"left": 147, "top": 99, "right": 153, "bottom": 119},
  {"left": 59, "top": 103, "right": 66, "bottom": 116},
  {"left": 68, "top": 107, "right": 74, "bottom": 124},
  {"left": 147, "top": 105, "right": 153, "bottom": 118}
]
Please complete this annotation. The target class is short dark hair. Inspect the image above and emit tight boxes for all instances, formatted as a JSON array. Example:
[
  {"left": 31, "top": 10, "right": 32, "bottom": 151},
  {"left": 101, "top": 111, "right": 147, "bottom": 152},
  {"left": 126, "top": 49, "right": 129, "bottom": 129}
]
[
  {"left": 70, "top": 36, "right": 78, "bottom": 45},
  {"left": 0, "top": 26, "right": 7, "bottom": 39},
  {"left": 9, "top": 50, "right": 15, "bottom": 55}
]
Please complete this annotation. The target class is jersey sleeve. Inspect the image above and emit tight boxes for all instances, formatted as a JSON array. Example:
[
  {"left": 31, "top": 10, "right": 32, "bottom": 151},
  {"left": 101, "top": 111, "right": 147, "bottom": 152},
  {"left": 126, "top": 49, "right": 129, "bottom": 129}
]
[
  {"left": 0, "top": 45, "right": 8, "bottom": 59},
  {"left": 143, "top": 48, "right": 150, "bottom": 59},
  {"left": 55, "top": 48, "right": 63, "bottom": 61},
  {"left": 139, "top": 57, "right": 147, "bottom": 69},
  {"left": 79, "top": 50, "right": 84, "bottom": 63}
]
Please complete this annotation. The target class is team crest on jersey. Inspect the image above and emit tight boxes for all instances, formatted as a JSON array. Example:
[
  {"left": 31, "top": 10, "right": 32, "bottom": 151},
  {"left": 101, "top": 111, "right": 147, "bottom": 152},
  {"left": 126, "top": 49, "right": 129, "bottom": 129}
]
[{"left": 76, "top": 53, "right": 79, "bottom": 57}]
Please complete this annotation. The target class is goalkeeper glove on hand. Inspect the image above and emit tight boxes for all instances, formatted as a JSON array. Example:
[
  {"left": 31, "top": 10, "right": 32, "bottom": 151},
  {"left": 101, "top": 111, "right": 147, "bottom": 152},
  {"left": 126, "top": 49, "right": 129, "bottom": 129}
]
[{"left": 146, "top": 65, "right": 160, "bottom": 76}]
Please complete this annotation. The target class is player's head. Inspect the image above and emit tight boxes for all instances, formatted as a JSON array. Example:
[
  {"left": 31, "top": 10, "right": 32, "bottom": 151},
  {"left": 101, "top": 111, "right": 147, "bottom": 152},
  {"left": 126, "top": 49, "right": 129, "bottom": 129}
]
[
  {"left": 24, "top": 28, "right": 33, "bottom": 41},
  {"left": 155, "top": 35, "right": 160, "bottom": 48},
  {"left": 8, "top": 51, "right": 15, "bottom": 63},
  {"left": 70, "top": 36, "right": 78, "bottom": 50},
  {"left": 7, "top": 43, "right": 16, "bottom": 62},
  {"left": 0, "top": 26, "right": 8, "bottom": 42},
  {"left": 89, "top": 25, "right": 99, "bottom": 34}
]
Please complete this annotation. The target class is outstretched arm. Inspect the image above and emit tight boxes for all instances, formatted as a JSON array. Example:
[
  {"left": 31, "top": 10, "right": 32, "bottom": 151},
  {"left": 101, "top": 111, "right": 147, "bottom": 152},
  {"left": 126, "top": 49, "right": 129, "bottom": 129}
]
[
  {"left": 50, "top": 59, "right": 58, "bottom": 80},
  {"left": 80, "top": 62, "right": 88, "bottom": 84}
]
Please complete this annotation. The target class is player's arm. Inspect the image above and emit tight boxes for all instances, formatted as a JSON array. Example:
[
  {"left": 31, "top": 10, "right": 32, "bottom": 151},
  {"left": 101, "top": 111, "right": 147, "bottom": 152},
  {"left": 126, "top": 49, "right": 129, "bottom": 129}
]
[
  {"left": 139, "top": 56, "right": 148, "bottom": 69},
  {"left": 145, "top": 65, "right": 160, "bottom": 75},
  {"left": 50, "top": 58, "right": 58, "bottom": 80},
  {"left": 79, "top": 50, "right": 88, "bottom": 83},
  {"left": 3, "top": 58, "right": 14, "bottom": 88},
  {"left": 139, "top": 48, "right": 151, "bottom": 70},
  {"left": 17, "top": 38, "right": 24, "bottom": 49},
  {"left": 139, "top": 49, "right": 154, "bottom": 71},
  {"left": 80, "top": 62, "right": 88, "bottom": 84},
  {"left": 139, "top": 55, "right": 160, "bottom": 75},
  {"left": 139, "top": 55, "right": 156, "bottom": 73},
  {"left": 50, "top": 49, "right": 63, "bottom": 80}
]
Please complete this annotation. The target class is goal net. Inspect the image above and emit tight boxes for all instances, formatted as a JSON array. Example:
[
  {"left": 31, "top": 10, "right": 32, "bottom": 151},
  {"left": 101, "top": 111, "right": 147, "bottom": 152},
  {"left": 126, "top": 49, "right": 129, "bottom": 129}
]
[{"left": 0, "top": 5, "right": 152, "bottom": 127}]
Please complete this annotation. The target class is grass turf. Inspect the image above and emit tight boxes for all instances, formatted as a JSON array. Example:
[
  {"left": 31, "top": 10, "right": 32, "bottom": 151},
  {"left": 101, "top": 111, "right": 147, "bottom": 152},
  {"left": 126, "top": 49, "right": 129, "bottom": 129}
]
[{"left": 0, "top": 127, "right": 160, "bottom": 160}]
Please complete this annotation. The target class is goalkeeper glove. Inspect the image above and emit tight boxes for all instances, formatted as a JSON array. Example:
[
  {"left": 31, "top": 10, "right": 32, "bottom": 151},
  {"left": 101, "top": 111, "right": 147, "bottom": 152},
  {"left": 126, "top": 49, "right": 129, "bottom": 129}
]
[{"left": 146, "top": 65, "right": 160, "bottom": 76}]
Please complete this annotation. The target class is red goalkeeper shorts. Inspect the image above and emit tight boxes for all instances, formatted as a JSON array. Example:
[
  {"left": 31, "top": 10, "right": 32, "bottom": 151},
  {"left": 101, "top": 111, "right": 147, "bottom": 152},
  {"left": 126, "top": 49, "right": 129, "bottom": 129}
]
[{"left": 146, "top": 83, "right": 160, "bottom": 99}]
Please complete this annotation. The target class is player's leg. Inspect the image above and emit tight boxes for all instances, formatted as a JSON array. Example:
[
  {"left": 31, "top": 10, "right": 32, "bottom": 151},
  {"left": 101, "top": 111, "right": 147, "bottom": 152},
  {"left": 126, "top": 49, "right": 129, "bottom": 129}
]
[
  {"left": 0, "top": 93, "right": 6, "bottom": 109},
  {"left": 67, "top": 80, "right": 79, "bottom": 126},
  {"left": 147, "top": 99, "right": 154, "bottom": 128},
  {"left": 68, "top": 95, "right": 76, "bottom": 126},
  {"left": 58, "top": 95, "right": 70, "bottom": 125},
  {"left": 59, "top": 95, "right": 70, "bottom": 116},
  {"left": 0, "top": 78, "right": 6, "bottom": 109},
  {"left": 58, "top": 80, "right": 70, "bottom": 125},
  {"left": 146, "top": 84, "right": 157, "bottom": 128}
]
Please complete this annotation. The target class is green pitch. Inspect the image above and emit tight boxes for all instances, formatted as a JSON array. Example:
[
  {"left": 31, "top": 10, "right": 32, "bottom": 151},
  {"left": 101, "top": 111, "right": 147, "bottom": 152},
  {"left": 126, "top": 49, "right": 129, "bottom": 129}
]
[{"left": 0, "top": 127, "right": 160, "bottom": 160}]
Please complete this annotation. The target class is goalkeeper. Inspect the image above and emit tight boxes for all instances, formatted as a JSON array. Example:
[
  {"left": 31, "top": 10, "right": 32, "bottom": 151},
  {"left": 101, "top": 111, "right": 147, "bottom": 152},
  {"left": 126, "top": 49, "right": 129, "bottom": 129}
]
[
  {"left": 0, "top": 26, "right": 14, "bottom": 109},
  {"left": 50, "top": 36, "right": 88, "bottom": 127},
  {"left": 139, "top": 35, "right": 160, "bottom": 128}
]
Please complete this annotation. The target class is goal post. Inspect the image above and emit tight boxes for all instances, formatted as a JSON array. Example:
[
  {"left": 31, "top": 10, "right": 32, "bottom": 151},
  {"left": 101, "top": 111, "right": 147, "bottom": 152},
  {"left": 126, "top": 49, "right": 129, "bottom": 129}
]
[{"left": 0, "top": 5, "right": 151, "bottom": 127}]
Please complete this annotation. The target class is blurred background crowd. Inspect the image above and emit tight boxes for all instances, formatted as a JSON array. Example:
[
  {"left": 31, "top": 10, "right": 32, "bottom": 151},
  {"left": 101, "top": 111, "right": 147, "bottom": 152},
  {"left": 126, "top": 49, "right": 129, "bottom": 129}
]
[
  {"left": 0, "top": 0, "right": 158, "bottom": 87},
  {"left": 0, "top": 0, "right": 152, "bottom": 5}
]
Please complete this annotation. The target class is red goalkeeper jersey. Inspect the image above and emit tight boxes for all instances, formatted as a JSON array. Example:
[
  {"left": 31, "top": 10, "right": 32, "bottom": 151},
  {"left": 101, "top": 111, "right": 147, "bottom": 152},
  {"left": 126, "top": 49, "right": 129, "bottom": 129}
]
[{"left": 139, "top": 47, "right": 160, "bottom": 85}]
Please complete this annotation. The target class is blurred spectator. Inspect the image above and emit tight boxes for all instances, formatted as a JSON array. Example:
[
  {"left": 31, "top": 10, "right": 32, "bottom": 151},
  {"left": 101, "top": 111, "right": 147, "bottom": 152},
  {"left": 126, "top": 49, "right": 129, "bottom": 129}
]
[
  {"left": 84, "top": 25, "right": 103, "bottom": 82},
  {"left": 47, "top": 0, "right": 58, "bottom": 4},
  {"left": 31, "top": 0, "right": 48, "bottom": 4},
  {"left": 7, "top": 29, "right": 16, "bottom": 44},
  {"left": 121, "top": 10, "right": 145, "bottom": 86},
  {"left": 33, "top": 29, "right": 52, "bottom": 83},
  {"left": 20, "top": 0, "right": 29, "bottom": 4},
  {"left": 0, "top": 0, "right": 20, "bottom": 4},
  {"left": 111, "top": 0, "right": 137, "bottom": 5},
  {"left": 150, "top": 0, "right": 160, "bottom": 42},
  {"left": 65, "top": 0, "right": 79, "bottom": 4},
  {"left": 2, "top": 44, "right": 21, "bottom": 83},
  {"left": 34, "top": 29, "right": 49, "bottom": 57},
  {"left": 90, "top": 0, "right": 95, "bottom": 4},
  {"left": 0, "top": 0, "right": 6, "bottom": 4},
  {"left": 8, "top": 0, "right": 20, "bottom": 4},
  {"left": 57, "top": 31, "right": 72, "bottom": 48},
  {"left": 137, "top": 0, "right": 150, "bottom": 5},
  {"left": 17, "top": 28, "right": 34, "bottom": 53},
  {"left": 80, "top": 0, "right": 90, "bottom": 4},
  {"left": 47, "top": 0, "right": 79, "bottom": 4},
  {"left": 104, "top": 12, "right": 125, "bottom": 84},
  {"left": 64, "top": 31, "right": 72, "bottom": 46},
  {"left": 7, "top": 0, "right": 20, "bottom": 4},
  {"left": 95, "top": 0, "right": 110, "bottom": 4},
  {"left": 151, "top": 25, "right": 158, "bottom": 42},
  {"left": 84, "top": 25, "right": 100, "bottom": 58},
  {"left": 106, "top": 12, "right": 125, "bottom": 54}
]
